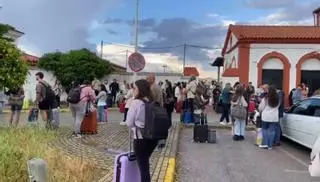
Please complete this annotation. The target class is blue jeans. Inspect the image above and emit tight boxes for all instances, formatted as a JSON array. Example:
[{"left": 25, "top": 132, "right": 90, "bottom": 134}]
[
  {"left": 262, "top": 121, "right": 277, "bottom": 147},
  {"left": 97, "top": 106, "right": 106, "bottom": 122},
  {"left": 274, "top": 120, "right": 281, "bottom": 144},
  {"left": 234, "top": 119, "right": 246, "bottom": 136}
]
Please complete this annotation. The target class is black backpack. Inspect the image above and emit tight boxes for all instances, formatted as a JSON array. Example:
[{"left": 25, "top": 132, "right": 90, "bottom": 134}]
[
  {"left": 40, "top": 82, "right": 55, "bottom": 105},
  {"left": 67, "top": 86, "right": 85, "bottom": 104},
  {"left": 139, "top": 100, "right": 172, "bottom": 140}
]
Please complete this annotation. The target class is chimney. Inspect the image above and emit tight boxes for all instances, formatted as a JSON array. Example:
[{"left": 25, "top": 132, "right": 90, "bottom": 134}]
[{"left": 313, "top": 7, "right": 320, "bottom": 26}]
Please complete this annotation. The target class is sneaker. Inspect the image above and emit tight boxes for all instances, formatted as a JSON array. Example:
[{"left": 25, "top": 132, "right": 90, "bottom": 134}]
[
  {"left": 74, "top": 134, "right": 82, "bottom": 139},
  {"left": 259, "top": 145, "right": 268, "bottom": 149},
  {"left": 120, "top": 122, "right": 126, "bottom": 126},
  {"left": 239, "top": 136, "right": 245, "bottom": 140},
  {"left": 220, "top": 122, "right": 226, "bottom": 125},
  {"left": 268, "top": 147, "right": 273, "bottom": 150}
]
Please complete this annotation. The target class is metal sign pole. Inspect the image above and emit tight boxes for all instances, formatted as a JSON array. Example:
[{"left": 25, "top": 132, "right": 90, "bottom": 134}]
[{"left": 133, "top": 0, "right": 140, "bottom": 82}]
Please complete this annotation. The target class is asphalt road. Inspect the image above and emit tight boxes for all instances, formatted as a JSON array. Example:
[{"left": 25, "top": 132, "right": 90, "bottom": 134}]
[{"left": 177, "top": 129, "right": 319, "bottom": 182}]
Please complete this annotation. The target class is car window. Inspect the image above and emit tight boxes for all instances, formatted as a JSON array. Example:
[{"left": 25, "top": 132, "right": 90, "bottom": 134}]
[
  {"left": 311, "top": 99, "right": 320, "bottom": 117},
  {"left": 289, "top": 99, "right": 320, "bottom": 117},
  {"left": 290, "top": 99, "right": 312, "bottom": 116}
]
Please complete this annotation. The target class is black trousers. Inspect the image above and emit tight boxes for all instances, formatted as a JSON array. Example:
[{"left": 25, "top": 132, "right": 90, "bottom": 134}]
[
  {"left": 111, "top": 92, "right": 117, "bottom": 105},
  {"left": 187, "top": 98, "right": 195, "bottom": 122},
  {"left": 123, "top": 108, "right": 129, "bottom": 122},
  {"left": 134, "top": 139, "right": 158, "bottom": 182},
  {"left": 55, "top": 95, "right": 60, "bottom": 107},
  {"left": 219, "top": 103, "right": 230, "bottom": 123}
]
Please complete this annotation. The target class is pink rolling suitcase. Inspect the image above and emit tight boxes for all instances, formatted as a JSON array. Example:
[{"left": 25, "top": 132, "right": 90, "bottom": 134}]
[{"left": 113, "top": 129, "right": 141, "bottom": 182}]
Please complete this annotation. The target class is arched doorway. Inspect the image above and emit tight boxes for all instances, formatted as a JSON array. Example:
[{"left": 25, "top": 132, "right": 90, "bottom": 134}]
[
  {"left": 258, "top": 52, "right": 291, "bottom": 105},
  {"left": 296, "top": 52, "right": 320, "bottom": 95}
]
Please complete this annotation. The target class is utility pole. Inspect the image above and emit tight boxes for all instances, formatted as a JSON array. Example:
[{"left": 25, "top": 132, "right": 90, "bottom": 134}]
[
  {"left": 183, "top": 43, "right": 187, "bottom": 75},
  {"left": 100, "top": 40, "right": 104, "bottom": 59},
  {"left": 133, "top": 0, "right": 140, "bottom": 81},
  {"left": 125, "top": 50, "right": 128, "bottom": 70}
]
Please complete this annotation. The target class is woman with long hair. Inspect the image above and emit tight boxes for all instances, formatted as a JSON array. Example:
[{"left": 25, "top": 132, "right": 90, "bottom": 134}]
[
  {"left": 258, "top": 85, "right": 280, "bottom": 149},
  {"left": 96, "top": 84, "right": 108, "bottom": 123},
  {"left": 231, "top": 85, "right": 248, "bottom": 141},
  {"left": 126, "top": 79, "right": 158, "bottom": 182}
]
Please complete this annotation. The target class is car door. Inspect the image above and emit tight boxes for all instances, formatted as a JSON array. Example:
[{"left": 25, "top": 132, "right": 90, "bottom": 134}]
[{"left": 283, "top": 98, "right": 320, "bottom": 148}]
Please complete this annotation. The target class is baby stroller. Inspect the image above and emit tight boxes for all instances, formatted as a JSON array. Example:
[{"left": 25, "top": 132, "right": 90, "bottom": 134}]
[{"left": 248, "top": 96, "right": 258, "bottom": 125}]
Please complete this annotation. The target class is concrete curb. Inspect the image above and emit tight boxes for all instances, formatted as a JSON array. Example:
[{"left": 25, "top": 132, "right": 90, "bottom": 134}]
[
  {"left": 181, "top": 123, "right": 256, "bottom": 131},
  {"left": 1, "top": 107, "right": 119, "bottom": 113},
  {"left": 164, "top": 123, "right": 181, "bottom": 182}
]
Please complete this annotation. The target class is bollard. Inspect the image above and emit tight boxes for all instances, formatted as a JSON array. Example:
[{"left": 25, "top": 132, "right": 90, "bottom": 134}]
[{"left": 27, "top": 158, "right": 48, "bottom": 182}]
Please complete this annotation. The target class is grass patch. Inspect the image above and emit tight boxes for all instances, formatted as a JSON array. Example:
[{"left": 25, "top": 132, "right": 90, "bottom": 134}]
[{"left": 0, "top": 127, "right": 101, "bottom": 182}]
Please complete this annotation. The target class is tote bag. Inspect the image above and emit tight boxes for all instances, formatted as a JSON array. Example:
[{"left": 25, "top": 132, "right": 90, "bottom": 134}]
[
  {"left": 230, "top": 98, "right": 247, "bottom": 120},
  {"left": 309, "top": 153, "right": 320, "bottom": 177}
]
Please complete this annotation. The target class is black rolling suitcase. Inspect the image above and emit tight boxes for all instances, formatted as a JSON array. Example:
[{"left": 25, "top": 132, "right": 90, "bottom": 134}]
[{"left": 193, "top": 113, "right": 208, "bottom": 143}]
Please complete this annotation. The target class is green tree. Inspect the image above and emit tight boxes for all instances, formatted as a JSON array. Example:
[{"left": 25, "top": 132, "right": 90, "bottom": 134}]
[
  {"left": 0, "top": 23, "right": 29, "bottom": 90},
  {"left": 38, "top": 48, "right": 113, "bottom": 88},
  {"left": 0, "top": 39, "right": 29, "bottom": 89}
]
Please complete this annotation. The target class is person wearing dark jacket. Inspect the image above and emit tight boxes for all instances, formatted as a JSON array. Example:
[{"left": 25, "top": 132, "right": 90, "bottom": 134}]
[
  {"left": 109, "top": 79, "right": 119, "bottom": 105},
  {"left": 274, "top": 89, "right": 284, "bottom": 146}
]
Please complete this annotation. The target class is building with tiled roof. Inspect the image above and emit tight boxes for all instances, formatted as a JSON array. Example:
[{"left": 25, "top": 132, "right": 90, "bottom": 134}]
[
  {"left": 222, "top": 8, "right": 320, "bottom": 105},
  {"left": 183, "top": 67, "right": 199, "bottom": 77}
]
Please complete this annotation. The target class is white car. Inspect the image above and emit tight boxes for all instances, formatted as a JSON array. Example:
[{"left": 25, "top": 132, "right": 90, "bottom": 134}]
[{"left": 281, "top": 96, "right": 320, "bottom": 149}]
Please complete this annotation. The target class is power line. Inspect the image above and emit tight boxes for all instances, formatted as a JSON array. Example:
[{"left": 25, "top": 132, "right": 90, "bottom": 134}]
[{"left": 100, "top": 41, "right": 320, "bottom": 51}]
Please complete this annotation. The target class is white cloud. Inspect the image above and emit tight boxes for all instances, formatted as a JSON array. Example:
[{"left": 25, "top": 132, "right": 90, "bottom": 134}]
[
  {"left": 97, "top": 44, "right": 217, "bottom": 78},
  {"left": 207, "top": 13, "right": 236, "bottom": 27}
]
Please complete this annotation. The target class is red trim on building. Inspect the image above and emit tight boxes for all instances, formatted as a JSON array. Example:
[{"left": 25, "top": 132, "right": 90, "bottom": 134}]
[
  {"left": 296, "top": 52, "right": 320, "bottom": 86},
  {"left": 257, "top": 51, "right": 291, "bottom": 106},
  {"left": 21, "top": 53, "right": 39, "bottom": 66},
  {"left": 222, "top": 68, "right": 239, "bottom": 77}
]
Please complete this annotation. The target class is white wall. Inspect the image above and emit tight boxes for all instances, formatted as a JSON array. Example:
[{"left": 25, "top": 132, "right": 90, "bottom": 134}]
[
  {"left": 103, "top": 73, "right": 189, "bottom": 85},
  {"left": 221, "top": 77, "right": 239, "bottom": 86},
  {"left": 249, "top": 44, "right": 320, "bottom": 90},
  {"left": 301, "top": 58, "right": 320, "bottom": 70},
  {"left": 262, "top": 58, "right": 284, "bottom": 69},
  {"left": 23, "top": 68, "right": 67, "bottom": 101},
  {"left": 224, "top": 47, "right": 239, "bottom": 70}
]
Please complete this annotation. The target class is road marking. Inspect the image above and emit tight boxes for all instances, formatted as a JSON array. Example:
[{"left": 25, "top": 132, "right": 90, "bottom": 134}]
[
  {"left": 284, "top": 169, "right": 309, "bottom": 173},
  {"left": 278, "top": 147, "right": 308, "bottom": 168}
]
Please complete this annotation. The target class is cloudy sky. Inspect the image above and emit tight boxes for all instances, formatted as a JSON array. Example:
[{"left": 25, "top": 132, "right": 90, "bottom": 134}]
[{"left": 0, "top": 0, "right": 318, "bottom": 78}]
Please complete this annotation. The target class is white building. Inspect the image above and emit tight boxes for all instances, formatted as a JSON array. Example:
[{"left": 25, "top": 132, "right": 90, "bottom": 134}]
[{"left": 221, "top": 8, "right": 320, "bottom": 105}]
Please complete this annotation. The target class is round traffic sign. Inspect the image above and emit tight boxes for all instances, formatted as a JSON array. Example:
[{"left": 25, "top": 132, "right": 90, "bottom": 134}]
[{"left": 128, "top": 52, "right": 145, "bottom": 72}]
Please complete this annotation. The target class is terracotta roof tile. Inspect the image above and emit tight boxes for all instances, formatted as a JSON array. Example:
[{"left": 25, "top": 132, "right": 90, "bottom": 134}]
[
  {"left": 21, "top": 53, "right": 39, "bottom": 66},
  {"left": 184, "top": 67, "right": 199, "bottom": 77},
  {"left": 230, "top": 25, "right": 320, "bottom": 40}
]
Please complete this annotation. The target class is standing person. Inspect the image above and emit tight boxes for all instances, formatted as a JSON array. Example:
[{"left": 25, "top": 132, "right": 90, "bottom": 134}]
[
  {"left": 35, "top": 72, "right": 54, "bottom": 122},
  {"left": 231, "top": 85, "right": 248, "bottom": 141},
  {"left": 126, "top": 79, "right": 158, "bottom": 182},
  {"left": 121, "top": 80, "right": 128, "bottom": 95},
  {"left": 96, "top": 84, "right": 107, "bottom": 123},
  {"left": 186, "top": 76, "right": 197, "bottom": 122},
  {"left": 0, "top": 88, "right": 6, "bottom": 113},
  {"left": 146, "top": 74, "right": 163, "bottom": 107},
  {"left": 53, "top": 80, "right": 62, "bottom": 108},
  {"left": 274, "top": 89, "right": 284, "bottom": 146},
  {"left": 163, "top": 80, "right": 175, "bottom": 122},
  {"left": 109, "top": 79, "right": 119, "bottom": 106},
  {"left": 301, "top": 83, "right": 309, "bottom": 98},
  {"left": 69, "top": 80, "right": 96, "bottom": 138},
  {"left": 219, "top": 83, "right": 232, "bottom": 125},
  {"left": 212, "top": 85, "right": 221, "bottom": 109},
  {"left": 174, "top": 82, "right": 181, "bottom": 111},
  {"left": 292, "top": 84, "right": 303, "bottom": 105},
  {"left": 8, "top": 86, "right": 24, "bottom": 126},
  {"left": 120, "top": 83, "right": 134, "bottom": 125},
  {"left": 258, "top": 85, "right": 280, "bottom": 150}
]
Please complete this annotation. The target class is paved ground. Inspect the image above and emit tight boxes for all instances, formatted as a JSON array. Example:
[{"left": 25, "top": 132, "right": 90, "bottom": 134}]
[
  {"left": 176, "top": 128, "right": 320, "bottom": 182},
  {"left": 0, "top": 110, "right": 181, "bottom": 182}
]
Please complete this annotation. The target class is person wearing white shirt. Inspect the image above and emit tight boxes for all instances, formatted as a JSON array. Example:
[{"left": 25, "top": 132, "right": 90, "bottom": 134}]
[
  {"left": 174, "top": 82, "right": 181, "bottom": 109},
  {"left": 120, "top": 83, "right": 134, "bottom": 125},
  {"left": 258, "top": 85, "right": 280, "bottom": 150}
]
